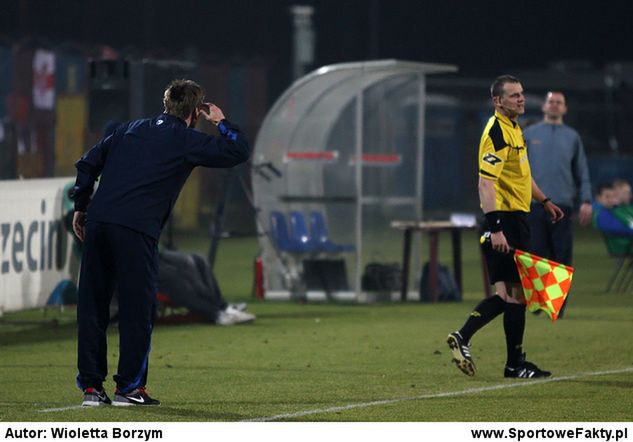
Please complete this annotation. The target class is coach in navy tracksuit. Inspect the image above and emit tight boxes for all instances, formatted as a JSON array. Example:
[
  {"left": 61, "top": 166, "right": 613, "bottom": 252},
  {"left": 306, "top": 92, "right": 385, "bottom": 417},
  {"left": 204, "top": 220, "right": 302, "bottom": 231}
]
[{"left": 71, "top": 79, "right": 251, "bottom": 407}]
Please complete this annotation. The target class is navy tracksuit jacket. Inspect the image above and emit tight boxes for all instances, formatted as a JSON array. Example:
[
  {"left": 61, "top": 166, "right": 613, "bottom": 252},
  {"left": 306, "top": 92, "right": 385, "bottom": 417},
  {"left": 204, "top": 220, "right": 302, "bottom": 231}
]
[{"left": 73, "top": 114, "right": 250, "bottom": 392}]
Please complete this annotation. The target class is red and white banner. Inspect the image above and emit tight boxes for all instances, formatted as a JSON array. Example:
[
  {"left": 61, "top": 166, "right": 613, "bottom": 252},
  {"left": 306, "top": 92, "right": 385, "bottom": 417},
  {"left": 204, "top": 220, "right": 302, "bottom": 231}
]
[{"left": 33, "top": 49, "right": 56, "bottom": 110}]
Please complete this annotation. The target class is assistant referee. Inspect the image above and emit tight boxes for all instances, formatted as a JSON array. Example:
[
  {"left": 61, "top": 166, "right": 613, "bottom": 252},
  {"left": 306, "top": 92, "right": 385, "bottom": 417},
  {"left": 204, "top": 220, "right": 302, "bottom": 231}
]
[{"left": 447, "top": 75, "right": 564, "bottom": 378}]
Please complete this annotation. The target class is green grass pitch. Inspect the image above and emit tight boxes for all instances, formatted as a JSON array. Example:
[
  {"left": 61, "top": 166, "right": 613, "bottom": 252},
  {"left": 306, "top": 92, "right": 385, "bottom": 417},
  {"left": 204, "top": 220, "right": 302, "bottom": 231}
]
[{"left": 0, "top": 226, "right": 632, "bottom": 421}]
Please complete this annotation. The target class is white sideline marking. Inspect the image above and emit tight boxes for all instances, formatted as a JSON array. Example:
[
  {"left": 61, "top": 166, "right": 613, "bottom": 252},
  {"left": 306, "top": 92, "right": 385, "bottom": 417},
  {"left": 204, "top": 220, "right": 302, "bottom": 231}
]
[
  {"left": 243, "top": 367, "right": 633, "bottom": 422},
  {"left": 35, "top": 367, "right": 633, "bottom": 416},
  {"left": 39, "top": 405, "right": 86, "bottom": 413}
]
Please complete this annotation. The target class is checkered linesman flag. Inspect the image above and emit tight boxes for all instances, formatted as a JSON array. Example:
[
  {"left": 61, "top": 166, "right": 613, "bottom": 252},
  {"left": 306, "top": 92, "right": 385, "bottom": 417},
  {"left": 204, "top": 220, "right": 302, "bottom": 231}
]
[
  {"left": 513, "top": 249, "right": 574, "bottom": 322},
  {"left": 480, "top": 233, "right": 574, "bottom": 322}
]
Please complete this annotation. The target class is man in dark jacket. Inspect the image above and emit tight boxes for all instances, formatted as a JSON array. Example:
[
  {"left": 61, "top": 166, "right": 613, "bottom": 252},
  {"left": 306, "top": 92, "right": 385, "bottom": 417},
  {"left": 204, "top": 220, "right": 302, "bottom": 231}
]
[{"left": 71, "top": 79, "right": 251, "bottom": 407}]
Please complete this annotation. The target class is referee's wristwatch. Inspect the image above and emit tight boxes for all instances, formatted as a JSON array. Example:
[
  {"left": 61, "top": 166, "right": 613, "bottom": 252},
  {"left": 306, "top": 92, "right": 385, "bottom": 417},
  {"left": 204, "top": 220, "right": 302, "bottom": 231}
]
[{"left": 541, "top": 197, "right": 551, "bottom": 205}]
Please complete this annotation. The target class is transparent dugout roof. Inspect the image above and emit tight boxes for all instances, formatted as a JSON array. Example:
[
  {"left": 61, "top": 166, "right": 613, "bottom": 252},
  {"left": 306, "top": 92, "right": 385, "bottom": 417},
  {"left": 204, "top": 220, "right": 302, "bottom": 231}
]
[{"left": 252, "top": 60, "right": 457, "bottom": 301}]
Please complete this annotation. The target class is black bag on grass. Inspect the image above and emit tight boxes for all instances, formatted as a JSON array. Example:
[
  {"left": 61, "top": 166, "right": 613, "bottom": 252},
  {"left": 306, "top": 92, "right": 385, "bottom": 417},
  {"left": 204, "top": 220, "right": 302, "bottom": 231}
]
[
  {"left": 361, "top": 262, "right": 402, "bottom": 291},
  {"left": 419, "top": 262, "right": 462, "bottom": 302}
]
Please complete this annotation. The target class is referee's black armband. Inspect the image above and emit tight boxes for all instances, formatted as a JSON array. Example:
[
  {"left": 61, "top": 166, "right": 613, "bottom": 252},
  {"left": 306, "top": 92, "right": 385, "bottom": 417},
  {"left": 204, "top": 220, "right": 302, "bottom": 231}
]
[{"left": 485, "top": 211, "right": 503, "bottom": 233}]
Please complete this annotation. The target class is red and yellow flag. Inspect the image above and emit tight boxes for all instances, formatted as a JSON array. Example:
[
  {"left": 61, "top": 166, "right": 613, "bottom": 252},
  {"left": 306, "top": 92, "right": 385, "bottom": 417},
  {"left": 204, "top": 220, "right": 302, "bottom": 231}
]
[{"left": 513, "top": 249, "right": 574, "bottom": 321}]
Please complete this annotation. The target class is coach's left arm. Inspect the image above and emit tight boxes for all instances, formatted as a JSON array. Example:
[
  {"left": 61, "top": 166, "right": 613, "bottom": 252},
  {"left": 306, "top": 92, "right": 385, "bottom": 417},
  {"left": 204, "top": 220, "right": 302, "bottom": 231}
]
[{"left": 186, "top": 103, "right": 251, "bottom": 168}]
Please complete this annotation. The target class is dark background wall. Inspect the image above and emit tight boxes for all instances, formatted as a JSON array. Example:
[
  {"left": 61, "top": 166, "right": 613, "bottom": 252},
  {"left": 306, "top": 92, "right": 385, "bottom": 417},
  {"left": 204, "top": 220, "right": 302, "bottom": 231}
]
[{"left": 2, "top": 0, "right": 633, "bottom": 100}]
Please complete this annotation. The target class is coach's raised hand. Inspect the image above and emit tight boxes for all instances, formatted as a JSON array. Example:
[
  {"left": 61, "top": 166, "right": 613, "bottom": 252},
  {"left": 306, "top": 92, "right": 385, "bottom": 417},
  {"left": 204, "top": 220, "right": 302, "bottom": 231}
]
[{"left": 199, "top": 103, "right": 225, "bottom": 126}]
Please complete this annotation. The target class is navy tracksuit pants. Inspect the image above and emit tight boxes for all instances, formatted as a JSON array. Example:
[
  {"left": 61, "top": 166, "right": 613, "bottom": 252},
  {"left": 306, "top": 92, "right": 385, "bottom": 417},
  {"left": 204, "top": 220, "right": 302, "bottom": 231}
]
[
  {"left": 527, "top": 203, "right": 574, "bottom": 266},
  {"left": 76, "top": 221, "right": 158, "bottom": 393}
]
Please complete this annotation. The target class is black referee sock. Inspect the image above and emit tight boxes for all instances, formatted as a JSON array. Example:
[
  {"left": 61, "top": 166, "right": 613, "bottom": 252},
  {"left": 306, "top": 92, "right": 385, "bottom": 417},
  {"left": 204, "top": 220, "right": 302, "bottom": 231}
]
[
  {"left": 503, "top": 303, "right": 526, "bottom": 366},
  {"left": 458, "top": 295, "right": 506, "bottom": 343}
]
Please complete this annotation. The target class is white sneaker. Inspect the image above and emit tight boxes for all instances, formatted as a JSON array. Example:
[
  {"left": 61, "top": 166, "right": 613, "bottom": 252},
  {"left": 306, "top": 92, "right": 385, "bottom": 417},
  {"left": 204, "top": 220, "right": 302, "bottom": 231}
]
[
  {"left": 216, "top": 307, "right": 256, "bottom": 326},
  {"left": 229, "top": 303, "right": 247, "bottom": 312}
]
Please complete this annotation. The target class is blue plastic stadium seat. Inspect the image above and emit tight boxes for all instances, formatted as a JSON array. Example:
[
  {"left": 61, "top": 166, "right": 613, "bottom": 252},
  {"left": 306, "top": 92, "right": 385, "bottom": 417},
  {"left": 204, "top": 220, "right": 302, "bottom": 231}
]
[
  {"left": 309, "top": 211, "right": 355, "bottom": 253},
  {"left": 270, "top": 210, "right": 317, "bottom": 253},
  {"left": 270, "top": 211, "right": 302, "bottom": 253},
  {"left": 289, "top": 211, "right": 320, "bottom": 253}
]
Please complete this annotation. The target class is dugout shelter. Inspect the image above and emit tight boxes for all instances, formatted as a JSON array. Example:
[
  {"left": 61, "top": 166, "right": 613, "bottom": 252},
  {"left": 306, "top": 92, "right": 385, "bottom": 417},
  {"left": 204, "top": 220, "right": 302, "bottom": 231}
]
[{"left": 252, "top": 60, "right": 457, "bottom": 301}]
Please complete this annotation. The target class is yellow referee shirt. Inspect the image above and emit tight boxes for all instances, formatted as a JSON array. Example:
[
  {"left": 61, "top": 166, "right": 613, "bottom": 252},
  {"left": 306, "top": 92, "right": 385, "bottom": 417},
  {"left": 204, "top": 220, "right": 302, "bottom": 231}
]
[{"left": 478, "top": 111, "right": 531, "bottom": 212}]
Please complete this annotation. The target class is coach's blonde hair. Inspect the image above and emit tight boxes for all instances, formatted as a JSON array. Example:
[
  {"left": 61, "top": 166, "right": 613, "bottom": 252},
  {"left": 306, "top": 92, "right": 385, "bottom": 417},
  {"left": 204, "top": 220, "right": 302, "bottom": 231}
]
[{"left": 163, "top": 79, "right": 204, "bottom": 121}]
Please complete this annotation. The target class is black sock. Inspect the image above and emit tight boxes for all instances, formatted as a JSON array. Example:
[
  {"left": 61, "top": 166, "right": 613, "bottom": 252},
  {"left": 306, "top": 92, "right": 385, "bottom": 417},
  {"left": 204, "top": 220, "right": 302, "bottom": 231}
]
[
  {"left": 504, "top": 303, "right": 526, "bottom": 366},
  {"left": 458, "top": 295, "right": 506, "bottom": 343}
]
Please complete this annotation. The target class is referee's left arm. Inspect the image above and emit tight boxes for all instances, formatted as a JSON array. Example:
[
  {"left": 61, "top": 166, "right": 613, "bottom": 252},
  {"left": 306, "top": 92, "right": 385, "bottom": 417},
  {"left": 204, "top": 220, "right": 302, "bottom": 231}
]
[{"left": 532, "top": 179, "right": 564, "bottom": 222}]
